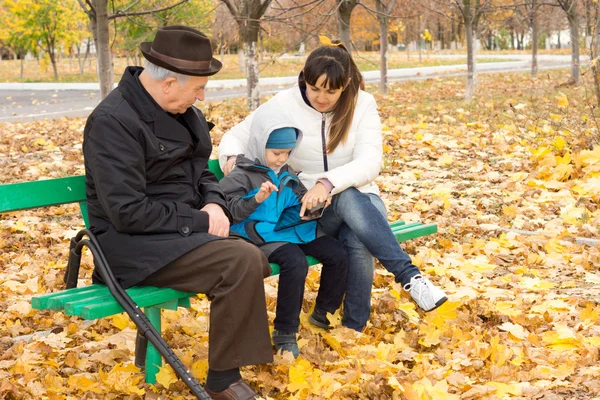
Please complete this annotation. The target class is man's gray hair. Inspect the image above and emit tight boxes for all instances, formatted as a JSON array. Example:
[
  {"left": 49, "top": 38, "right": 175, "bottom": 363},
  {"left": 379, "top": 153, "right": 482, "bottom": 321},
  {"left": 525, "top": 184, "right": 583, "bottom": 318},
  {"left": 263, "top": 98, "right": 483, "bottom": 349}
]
[{"left": 143, "top": 59, "right": 189, "bottom": 84}]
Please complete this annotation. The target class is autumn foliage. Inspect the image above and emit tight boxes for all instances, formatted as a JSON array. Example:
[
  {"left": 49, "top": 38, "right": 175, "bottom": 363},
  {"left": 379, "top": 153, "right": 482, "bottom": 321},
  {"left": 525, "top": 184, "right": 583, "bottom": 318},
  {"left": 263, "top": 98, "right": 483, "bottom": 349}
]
[{"left": 2, "top": 70, "right": 600, "bottom": 399}]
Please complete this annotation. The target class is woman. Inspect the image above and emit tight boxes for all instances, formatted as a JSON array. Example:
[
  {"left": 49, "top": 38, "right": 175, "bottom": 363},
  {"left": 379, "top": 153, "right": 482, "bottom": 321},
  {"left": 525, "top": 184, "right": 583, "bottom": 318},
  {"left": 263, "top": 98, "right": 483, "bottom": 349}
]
[{"left": 218, "top": 37, "right": 447, "bottom": 331}]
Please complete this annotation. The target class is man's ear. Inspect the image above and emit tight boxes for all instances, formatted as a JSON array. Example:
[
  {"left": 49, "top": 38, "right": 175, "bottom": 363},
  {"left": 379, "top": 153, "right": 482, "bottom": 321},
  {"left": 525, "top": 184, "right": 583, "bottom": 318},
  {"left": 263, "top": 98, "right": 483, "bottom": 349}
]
[{"left": 163, "top": 77, "right": 178, "bottom": 93}]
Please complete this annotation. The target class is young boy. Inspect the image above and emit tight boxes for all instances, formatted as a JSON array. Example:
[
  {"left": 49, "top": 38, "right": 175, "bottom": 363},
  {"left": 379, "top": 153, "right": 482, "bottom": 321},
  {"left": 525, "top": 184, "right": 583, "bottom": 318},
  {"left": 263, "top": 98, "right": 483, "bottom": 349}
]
[{"left": 219, "top": 104, "right": 348, "bottom": 358}]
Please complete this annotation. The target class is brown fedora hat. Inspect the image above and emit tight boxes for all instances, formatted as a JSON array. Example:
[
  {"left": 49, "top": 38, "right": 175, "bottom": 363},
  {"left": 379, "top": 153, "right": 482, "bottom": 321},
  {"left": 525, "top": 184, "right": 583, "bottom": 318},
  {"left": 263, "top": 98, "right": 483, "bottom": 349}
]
[{"left": 140, "top": 25, "right": 222, "bottom": 77}]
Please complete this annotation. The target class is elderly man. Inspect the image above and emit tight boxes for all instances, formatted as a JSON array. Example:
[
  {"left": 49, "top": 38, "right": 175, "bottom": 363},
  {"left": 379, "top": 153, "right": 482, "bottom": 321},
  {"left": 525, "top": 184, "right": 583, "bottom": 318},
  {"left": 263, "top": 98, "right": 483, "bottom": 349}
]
[{"left": 83, "top": 26, "right": 272, "bottom": 399}]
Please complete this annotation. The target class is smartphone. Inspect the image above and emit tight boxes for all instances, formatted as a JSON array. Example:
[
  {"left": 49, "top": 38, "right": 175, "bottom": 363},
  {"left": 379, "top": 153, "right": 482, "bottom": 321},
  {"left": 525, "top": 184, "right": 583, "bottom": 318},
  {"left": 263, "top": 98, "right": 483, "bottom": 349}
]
[{"left": 273, "top": 203, "right": 325, "bottom": 231}]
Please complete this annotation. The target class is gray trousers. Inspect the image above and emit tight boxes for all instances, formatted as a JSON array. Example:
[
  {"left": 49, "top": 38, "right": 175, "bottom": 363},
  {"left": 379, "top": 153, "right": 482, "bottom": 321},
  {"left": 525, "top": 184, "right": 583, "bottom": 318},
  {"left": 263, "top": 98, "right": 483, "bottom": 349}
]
[{"left": 139, "top": 238, "right": 273, "bottom": 370}]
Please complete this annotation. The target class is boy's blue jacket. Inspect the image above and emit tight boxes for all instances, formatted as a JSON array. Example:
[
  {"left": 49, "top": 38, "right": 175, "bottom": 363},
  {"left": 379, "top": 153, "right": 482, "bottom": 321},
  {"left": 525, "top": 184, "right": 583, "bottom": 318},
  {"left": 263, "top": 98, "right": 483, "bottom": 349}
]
[
  {"left": 220, "top": 157, "right": 318, "bottom": 256},
  {"left": 219, "top": 104, "right": 320, "bottom": 256}
]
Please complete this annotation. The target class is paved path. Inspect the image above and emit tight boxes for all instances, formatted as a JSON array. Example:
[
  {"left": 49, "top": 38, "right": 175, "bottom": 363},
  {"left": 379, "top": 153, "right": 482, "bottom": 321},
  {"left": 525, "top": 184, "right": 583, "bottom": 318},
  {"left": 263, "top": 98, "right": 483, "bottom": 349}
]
[{"left": 0, "top": 54, "right": 585, "bottom": 123}]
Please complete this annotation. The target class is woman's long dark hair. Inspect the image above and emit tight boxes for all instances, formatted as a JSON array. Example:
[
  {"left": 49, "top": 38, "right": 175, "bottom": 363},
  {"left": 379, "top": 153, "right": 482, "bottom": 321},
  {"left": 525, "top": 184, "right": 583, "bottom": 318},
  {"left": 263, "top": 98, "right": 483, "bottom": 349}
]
[{"left": 299, "top": 41, "right": 364, "bottom": 153}]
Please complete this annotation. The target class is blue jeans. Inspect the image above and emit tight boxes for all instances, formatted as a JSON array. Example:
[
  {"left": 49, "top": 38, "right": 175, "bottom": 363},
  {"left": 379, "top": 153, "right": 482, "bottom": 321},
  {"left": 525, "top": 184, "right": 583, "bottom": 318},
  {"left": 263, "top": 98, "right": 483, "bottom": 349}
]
[{"left": 318, "top": 188, "right": 420, "bottom": 331}]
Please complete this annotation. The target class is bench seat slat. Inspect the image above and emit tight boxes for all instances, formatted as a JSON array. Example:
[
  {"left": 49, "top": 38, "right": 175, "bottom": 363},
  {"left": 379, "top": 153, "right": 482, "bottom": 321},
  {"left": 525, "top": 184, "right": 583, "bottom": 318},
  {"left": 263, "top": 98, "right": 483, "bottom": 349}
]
[
  {"left": 32, "top": 284, "right": 108, "bottom": 310},
  {"left": 49, "top": 285, "right": 161, "bottom": 311},
  {"left": 74, "top": 288, "right": 195, "bottom": 320},
  {"left": 33, "top": 285, "right": 193, "bottom": 317},
  {"left": 394, "top": 223, "right": 438, "bottom": 242}
]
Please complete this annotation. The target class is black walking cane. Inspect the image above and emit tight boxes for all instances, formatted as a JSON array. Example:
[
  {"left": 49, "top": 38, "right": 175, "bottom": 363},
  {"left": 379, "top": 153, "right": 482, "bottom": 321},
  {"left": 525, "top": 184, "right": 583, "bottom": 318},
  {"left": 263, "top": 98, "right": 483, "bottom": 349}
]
[{"left": 65, "top": 229, "right": 212, "bottom": 400}]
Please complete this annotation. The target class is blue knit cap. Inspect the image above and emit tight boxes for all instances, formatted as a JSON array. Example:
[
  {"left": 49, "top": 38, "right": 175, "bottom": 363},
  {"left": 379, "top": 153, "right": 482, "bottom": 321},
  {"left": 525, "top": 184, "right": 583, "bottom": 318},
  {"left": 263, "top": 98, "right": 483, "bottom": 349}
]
[{"left": 266, "top": 127, "right": 297, "bottom": 149}]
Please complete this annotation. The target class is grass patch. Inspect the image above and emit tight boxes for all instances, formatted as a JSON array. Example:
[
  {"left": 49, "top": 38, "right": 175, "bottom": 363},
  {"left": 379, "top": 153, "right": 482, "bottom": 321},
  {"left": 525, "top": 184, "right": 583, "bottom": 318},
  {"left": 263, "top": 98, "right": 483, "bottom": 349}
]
[{"left": 0, "top": 52, "right": 518, "bottom": 83}]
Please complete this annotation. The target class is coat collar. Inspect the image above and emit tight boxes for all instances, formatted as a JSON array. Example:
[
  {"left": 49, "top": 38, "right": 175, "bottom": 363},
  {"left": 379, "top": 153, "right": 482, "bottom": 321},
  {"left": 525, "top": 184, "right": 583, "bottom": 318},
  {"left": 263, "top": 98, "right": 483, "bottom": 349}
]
[{"left": 118, "top": 66, "right": 202, "bottom": 145}]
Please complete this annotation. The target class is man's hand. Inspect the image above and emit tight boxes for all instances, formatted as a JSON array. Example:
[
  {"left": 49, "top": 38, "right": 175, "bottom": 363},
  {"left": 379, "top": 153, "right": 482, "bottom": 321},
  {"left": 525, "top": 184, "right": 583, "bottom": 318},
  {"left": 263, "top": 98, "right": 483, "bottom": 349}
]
[
  {"left": 300, "top": 182, "right": 329, "bottom": 217},
  {"left": 223, "top": 156, "right": 237, "bottom": 176},
  {"left": 201, "top": 203, "right": 230, "bottom": 237},
  {"left": 255, "top": 181, "right": 278, "bottom": 203}
]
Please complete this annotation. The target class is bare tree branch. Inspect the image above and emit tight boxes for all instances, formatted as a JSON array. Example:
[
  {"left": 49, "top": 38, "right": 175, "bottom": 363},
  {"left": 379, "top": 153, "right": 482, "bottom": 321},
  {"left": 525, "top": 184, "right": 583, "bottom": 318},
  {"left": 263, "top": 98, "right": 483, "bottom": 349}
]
[
  {"left": 108, "top": 0, "right": 190, "bottom": 21},
  {"left": 77, "top": 0, "right": 95, "bottom": 19},
  {"left": 120, "top": 0, "right": 141, "bottom": 14}
]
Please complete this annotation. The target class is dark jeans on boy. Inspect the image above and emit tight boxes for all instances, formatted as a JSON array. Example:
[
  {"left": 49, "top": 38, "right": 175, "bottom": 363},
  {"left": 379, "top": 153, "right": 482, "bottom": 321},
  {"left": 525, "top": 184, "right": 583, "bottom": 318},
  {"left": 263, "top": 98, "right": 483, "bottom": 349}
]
[{"left": 267, "top": 235, "right": 348, "bottom": 333}]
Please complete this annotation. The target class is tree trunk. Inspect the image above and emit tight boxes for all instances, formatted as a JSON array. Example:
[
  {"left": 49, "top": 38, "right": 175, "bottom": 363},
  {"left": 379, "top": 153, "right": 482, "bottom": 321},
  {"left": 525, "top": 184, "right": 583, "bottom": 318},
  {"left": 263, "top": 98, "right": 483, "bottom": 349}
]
[
  {"left": 438, "top": 18, "right": 445, "bottom": 49},
  {"left": 237, "top": 48, "right": 245, "bottom": 72},
  {"left": 586, "top": 0, "right": 592, "bottom": 37},
  {"left": 464, "top": 0, "right": 475, "bottom": 101},
  {"left": 592, "top": 5, "right": 600, "bottom": 109},
  {"left": 244, "top": 41, "right": 259, "bottom": 110},
  {"left": 510, "top": 29, "right": 515, "bottom": 49},
  {"left": 376, "top": 0, "right": 389, "bottom": 95},
  {"left": 94, "top": 0, "right": 114, "bottom": 98},
  {"left": 567, "top": 7, "right": 580, "bottom": 84},
  {"left": 531, "top": 2, "right": 538, "bottom": 78},
  {"left": 241, "top": 20, "right": 260, "bottom": 111},
  {"left": 337, "top": 0, "right": 357, "bottom": 50},
  {"left": 48, "top": 48, "right": 59, "bottom": 80},
  {"left": 20, "top": 56, "right": 24, "bottom": 79},
  {"left": 78, "top": 39, "right": 91, "bottom": 74},
  {"left": 418, "top": 15, "right": 422, "bottom": 62},
  {"left": 406, "top": 29, "right": 410, "bottom": 60},
  {"left": 451, "top": 18, "right": 456, "bottom": 43}
]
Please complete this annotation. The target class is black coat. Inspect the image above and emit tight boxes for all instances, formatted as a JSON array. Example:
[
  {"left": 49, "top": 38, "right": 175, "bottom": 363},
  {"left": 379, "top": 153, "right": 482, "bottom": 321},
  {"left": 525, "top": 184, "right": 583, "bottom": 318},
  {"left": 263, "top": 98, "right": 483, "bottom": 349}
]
[{"left": 83, "top": 67, "right": 231, "bottom": 288}]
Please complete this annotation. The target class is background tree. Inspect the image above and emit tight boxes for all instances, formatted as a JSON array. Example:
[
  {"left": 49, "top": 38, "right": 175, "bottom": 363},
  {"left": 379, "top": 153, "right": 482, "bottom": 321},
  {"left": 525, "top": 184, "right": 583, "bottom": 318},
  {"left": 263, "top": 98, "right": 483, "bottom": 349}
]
[
  {"left": 76, "top": 0, "right": 191, "bottom": 99},
  {"left": 338, "top": 0, "right": 360, "bottom": 50},
  {"left": 219, "top": 0, "right": 273, "bottom": 110},
  {"left": 427, "top": 0, "right": 493, "bottom": 101},
  {"left": 375, "top": 0, "right": 397, "bottom": 95},
  {"left": 112, "top": 0, "right": 214, "bottom": 62},
  {"left": 0, "top": 1, "right": 35, "bottom": 79},
  {"left": 1, "top": 0, "right": 84, "bottom": 80},
  {"left": 513, "top": 0, "right": 543, "bottom": 77},
  {"left": 554, "top": 0, "right": 581, "bottom": 85}
]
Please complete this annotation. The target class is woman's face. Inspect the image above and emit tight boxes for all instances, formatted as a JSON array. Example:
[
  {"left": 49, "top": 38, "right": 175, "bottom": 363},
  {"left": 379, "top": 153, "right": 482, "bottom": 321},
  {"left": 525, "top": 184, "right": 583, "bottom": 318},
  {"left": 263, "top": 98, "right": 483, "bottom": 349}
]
[{"left": 305, "top": 74, "right": 345, "bottom": 113}]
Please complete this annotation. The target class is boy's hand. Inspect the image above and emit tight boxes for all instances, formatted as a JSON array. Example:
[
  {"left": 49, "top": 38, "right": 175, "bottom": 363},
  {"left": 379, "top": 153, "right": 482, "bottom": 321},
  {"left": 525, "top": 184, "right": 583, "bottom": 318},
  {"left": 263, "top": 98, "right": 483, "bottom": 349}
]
[{"left": 255, "top": 181, "right": 278, "bottom": 203}]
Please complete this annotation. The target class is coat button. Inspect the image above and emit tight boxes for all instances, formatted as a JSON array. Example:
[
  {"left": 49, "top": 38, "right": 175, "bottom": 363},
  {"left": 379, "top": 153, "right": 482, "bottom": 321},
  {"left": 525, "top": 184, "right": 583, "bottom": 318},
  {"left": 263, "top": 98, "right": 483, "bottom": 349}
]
[
  {"left": 181, "top": 226, "right": 190, "bottom": 234},
  {"left": 159, "top": 143, "right": 165, "bottom": 151}
]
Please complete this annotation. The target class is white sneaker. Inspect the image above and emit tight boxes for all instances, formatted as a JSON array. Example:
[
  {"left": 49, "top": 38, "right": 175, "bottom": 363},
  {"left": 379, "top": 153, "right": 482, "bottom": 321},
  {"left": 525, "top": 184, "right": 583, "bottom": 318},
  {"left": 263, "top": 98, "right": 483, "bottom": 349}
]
[{"left": 404, "top": 275, "right": 448, "bottom": 312}]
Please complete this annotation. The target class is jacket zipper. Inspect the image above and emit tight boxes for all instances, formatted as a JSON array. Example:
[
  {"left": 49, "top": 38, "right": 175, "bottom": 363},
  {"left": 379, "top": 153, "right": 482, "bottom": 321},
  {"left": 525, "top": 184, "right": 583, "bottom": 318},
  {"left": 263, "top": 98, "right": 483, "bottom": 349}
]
[{"left": 321, "top": 113, "right": 329, "bottom": 172}]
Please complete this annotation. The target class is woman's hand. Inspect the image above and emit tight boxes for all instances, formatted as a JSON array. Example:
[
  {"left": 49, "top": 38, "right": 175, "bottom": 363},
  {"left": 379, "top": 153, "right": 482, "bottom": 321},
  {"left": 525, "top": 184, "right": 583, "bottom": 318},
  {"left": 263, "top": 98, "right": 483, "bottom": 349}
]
[
  {"left": 255, "top": 181, "right": 278, "bottom": 203},
  {"left": 223, "top": 156, "right": 237, "bottom": 176},
  {"left": 300, "top": 182, "right": 329, "bottom": 216}
]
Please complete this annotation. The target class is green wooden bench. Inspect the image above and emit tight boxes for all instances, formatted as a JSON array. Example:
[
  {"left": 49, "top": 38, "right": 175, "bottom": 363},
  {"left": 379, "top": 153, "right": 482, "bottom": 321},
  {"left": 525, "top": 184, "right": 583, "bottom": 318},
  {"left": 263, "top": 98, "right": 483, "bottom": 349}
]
[{"left": 0, "top": 159, "right": 437, "bottom": 385}]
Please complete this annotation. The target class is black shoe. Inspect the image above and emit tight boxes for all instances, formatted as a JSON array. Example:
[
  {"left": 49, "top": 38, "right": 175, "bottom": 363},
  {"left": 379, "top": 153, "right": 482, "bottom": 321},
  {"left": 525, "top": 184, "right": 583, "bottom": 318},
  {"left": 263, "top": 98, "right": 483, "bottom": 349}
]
[
  {"left": 309, "top": 309, "right": 331, "bottom": 329},
  {"left": 272, "top": 330, "right": 299, "bottom": 358}
]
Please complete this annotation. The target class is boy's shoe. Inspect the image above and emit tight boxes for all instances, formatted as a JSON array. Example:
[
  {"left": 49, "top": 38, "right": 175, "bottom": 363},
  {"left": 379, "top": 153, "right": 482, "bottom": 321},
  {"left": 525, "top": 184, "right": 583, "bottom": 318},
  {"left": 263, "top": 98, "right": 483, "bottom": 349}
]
[
  {"left": 309, "top": 309, "right": 331, "bottom": 330},
  {"left": 404, "top": 275, "right": 447, "bottom": 312},
  {"left": 272, "top": 330, "right": 299, "bottom": 358}
]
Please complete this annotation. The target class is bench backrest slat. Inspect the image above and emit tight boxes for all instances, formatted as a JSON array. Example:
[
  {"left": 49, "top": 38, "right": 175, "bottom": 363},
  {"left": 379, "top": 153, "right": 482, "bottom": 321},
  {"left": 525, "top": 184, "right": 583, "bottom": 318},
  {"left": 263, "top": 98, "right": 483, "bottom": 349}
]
[
  {"left": 0, "top": 159, "right": 224, "bottom": 217},
  {"left": 0, "top": 176, "right": 87, "bottom": 213}
]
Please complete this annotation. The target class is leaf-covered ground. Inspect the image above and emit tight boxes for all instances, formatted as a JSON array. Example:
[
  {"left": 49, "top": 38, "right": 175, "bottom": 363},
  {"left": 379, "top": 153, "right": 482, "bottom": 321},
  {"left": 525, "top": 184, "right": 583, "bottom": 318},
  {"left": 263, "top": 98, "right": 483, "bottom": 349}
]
[{"left": 1, "top": 70, "right": 600, "bottom": 399}]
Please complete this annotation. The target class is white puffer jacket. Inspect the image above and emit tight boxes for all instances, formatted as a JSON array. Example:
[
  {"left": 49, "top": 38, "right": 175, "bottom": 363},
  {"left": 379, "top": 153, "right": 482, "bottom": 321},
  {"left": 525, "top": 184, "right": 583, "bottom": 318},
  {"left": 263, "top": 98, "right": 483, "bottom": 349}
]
[{"left": 218, "top": 85, "right": 383, "bottom": 196}]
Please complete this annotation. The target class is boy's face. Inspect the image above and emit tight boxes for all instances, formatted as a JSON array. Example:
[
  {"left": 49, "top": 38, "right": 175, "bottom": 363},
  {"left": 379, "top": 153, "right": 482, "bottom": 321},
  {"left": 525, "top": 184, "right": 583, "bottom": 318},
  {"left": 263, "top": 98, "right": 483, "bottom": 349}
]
[{"left": 265, "top": 148, "right": 293, "bottom": 170}]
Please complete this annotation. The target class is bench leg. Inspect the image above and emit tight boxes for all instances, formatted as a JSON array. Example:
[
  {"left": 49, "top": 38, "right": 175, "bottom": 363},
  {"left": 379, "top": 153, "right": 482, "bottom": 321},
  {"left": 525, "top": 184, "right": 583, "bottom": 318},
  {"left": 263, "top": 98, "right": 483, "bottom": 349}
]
[
  {"left": 144, "top": 307, "right": 162, "bottom": 384},
  {"left": 134, "top": 330, "right": 148, "bottom": 369}
]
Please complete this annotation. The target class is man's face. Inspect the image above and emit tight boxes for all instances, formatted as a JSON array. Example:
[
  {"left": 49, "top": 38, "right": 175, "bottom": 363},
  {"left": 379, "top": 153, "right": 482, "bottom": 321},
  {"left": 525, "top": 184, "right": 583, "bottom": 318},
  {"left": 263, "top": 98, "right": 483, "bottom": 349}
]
[{"left": 164, "top": 75, "right": 208, "bottom": 114}]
